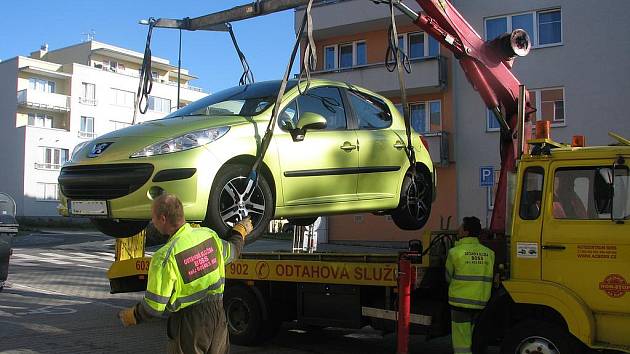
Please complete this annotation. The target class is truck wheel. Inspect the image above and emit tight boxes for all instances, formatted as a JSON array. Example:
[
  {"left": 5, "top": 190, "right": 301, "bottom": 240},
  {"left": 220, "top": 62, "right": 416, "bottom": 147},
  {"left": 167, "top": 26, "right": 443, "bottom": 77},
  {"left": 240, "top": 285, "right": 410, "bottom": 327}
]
[
  {"left": 391, "top": 170, "right": 432, "bottom": 230},
  {"left": 224, "top": 285, "right": 264, "bottom": 346},
  {"left": 206, "top": 164, "right": 274, "bottom": 244},
  {"left": 500, "top": 320, "right": 578, "bottom": 354},
  {"left": 91, "top": 219, "right": 148, "bottom": 238}
]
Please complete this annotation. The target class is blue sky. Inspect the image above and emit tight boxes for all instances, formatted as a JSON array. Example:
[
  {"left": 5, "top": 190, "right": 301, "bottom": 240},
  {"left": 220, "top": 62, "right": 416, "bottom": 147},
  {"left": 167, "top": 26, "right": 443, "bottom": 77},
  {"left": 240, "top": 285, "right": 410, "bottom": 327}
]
[{"left": 1, "top": 0, "right": 300, "bottom": 94}]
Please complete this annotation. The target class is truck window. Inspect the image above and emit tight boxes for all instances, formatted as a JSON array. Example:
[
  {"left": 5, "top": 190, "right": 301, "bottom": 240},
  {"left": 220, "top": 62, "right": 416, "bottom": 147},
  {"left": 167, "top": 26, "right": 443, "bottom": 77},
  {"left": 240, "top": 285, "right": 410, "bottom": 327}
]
[
  {"left": 519, "top": 167, "right": 544, "bottom": 220},
  {"left": 613, "top": 166, "right": 630, "bottom": 220},
  {"left": 553, "top": 167, "right": 619, "bottom": 219}
]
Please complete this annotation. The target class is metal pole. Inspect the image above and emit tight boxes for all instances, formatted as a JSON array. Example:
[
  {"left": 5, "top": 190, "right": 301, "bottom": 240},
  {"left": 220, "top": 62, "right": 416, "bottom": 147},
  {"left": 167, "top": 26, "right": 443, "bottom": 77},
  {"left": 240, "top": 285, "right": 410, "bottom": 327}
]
[
  {"left": 177, "top": 29, "right": 182, "bottom": 110},
  {"left": 396, "top": 254, "right": 411, "bottom": 354}
]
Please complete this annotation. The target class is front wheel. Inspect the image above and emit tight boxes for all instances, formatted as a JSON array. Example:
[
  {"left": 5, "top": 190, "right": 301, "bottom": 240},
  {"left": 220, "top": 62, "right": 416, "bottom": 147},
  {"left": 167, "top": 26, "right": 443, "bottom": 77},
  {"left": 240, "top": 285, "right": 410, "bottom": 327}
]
[
  {"left": 391, "top": 169, "right": 432, "bottom": 230},
  {"left": 205, "top": 164, "right": 274, "bottom": 244},
  {"left": 500, "top": 320, "right": 580, "bottom": 354}
]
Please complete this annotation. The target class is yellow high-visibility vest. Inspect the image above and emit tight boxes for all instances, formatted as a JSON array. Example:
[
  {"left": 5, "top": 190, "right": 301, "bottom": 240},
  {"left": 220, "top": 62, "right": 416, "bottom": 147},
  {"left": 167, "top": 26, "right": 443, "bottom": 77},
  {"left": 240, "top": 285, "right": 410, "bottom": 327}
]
[
  {"left": 445, "top": 237, "right": 495, "bottom": 310},
  {"left": 141, "top": 223, "right": 236, "bottom": 316}
]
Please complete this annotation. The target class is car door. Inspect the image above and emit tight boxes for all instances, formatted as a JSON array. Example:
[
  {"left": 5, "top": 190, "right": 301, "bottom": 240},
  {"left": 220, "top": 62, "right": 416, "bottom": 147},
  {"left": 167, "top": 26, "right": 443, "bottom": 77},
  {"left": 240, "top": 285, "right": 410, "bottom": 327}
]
[
  {"left": 348, "top": 89, "right": 408, "bottom": 200},
  {"left": 275, "top": 86, "right": 358, "bottom": 206},
  {"left": 541, "top": 160, "right": 630, "bottom": 344}
]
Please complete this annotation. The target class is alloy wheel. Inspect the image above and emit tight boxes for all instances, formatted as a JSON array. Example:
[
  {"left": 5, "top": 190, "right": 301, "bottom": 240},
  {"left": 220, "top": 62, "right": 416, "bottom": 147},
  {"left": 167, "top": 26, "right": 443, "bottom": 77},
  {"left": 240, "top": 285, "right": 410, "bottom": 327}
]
[{"left": 219, "top": 176, "right": 266, "bottom": 228}]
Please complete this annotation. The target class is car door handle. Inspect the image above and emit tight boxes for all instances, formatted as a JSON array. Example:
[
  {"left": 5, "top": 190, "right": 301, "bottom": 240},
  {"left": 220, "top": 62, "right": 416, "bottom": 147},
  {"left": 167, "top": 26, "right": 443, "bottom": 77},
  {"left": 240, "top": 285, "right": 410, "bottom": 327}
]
[
  {"left": 393, "top": 141, "right": 406, "bottom": 149},
  {"left": 542, "top": 245, "right": 566, "bottom": 250},
  {"left": 340, "top": 142, "right": 357, "bottom": 151}
]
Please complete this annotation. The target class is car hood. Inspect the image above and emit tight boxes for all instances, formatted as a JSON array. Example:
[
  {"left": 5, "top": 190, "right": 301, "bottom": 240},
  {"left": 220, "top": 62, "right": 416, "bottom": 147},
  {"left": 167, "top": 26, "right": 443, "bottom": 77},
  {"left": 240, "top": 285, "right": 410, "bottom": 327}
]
[
  {"left": 101, "top": 115, "right": 256, "bottom": 139},
  {"left": 69, "top": 115, "right": 261, "bottom": 163}
]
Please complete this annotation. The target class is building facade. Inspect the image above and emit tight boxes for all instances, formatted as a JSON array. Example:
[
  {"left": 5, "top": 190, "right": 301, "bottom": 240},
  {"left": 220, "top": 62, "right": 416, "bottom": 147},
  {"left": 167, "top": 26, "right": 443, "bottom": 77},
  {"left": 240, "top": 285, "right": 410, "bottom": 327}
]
[
  {"left": 0, "top": 41, "right": 206, "bottom": 217},
  {"left": 295, "top": 0, "right": 630, "bottom": 242}
]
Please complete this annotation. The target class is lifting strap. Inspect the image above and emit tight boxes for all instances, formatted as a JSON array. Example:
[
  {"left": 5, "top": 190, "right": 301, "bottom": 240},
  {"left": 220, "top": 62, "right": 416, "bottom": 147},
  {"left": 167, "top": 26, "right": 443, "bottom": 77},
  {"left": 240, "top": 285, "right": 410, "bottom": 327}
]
[
  {"left": 385, "top": 0, "right": 416, "bottom": 174},
  {"left": 226, "top": 23, "right": 255, "bottom": 85},
  {"left": 133, "top": 18, "right": 156, "bottom": 125},
  {"left": 239, "top": 0, "right": 316, "bottom": 218}
]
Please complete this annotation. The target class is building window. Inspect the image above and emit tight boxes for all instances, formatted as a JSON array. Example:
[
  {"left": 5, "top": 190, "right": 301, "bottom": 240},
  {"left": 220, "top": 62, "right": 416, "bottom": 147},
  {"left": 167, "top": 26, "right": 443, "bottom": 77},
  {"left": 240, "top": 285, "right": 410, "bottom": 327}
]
[
  {"left": 405, "top": 100, "right": 442, "bottom": 133},
  {"left": 324, "top": 46, "right": 337, "bottom": 70},
  {"left": 36, "top": 147, "right": 68, "bottom": 170},
  {"left": 398, "top": 32, "right": 439, "bottom": 59},
  {"left": 111, "top": 88, "right": 135, "bottom": 107},
  {"left": 111, "top": 120, "right": 131, "bottom": 130},
  {"left": 151, "top": 71, "right": 159, "bottom": 80},
  {"left": 109, "top": 60, "right": 118, "bottom": 72},
  {"left": 36, "top": 183, "right": 59, "bottom": 201},
  {"left": 486, "top": 87, "right": 565, "bottom": 131},
  {"left": 323, "top": 41, "right": 367, "bottom": 70},
  {"left": 28, "top": 113, "right": 53, "bottom": 128},
  {"left": 80, "top": 82, "right": 97, "bottom": 105},
  {"left": 148, "top": 96, "right": 172, "bottom": 113},
  {"left": 79, "top": 116, "right": 95, "bottom": 139},
  {"left": 485, "top": 9, "right": 561, "bottom": 47},
  {"left": 29, "top": 77, "right": 55, "bottom": 93}
]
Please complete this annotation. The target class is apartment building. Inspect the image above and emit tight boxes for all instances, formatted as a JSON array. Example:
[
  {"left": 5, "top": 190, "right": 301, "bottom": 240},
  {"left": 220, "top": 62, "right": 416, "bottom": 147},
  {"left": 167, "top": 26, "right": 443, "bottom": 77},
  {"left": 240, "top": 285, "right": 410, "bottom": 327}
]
[
  {"left": 296, "top": 1, "right": 457, "bottom": 243},
  {"left": 295, "top": 0, "right": 630, "bottom": 242},
  {"left": 451, "top": 0, "right": 630, "bottom": 227},
  {"left": 0, "top": 40, "right": 206, "bottom": 218}
]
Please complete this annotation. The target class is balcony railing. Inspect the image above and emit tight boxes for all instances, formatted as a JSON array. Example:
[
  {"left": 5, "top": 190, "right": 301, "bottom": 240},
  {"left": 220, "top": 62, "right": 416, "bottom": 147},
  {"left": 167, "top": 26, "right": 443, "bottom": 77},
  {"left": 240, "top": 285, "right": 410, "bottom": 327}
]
[
  {"left": 421, "top": 131, "right": 450, "bottom": 167},
  {"left": 17, "top": 89, "right": 71, "bottom": 112},
  {"left": 78, "top": 131, "right": 97, "bottom": 139},
  {"left": 311, "top": 56, "right": 447, "bottom": 95},
  {"left": 34, "top": 162, "right": 62, "bottom": 170},
  {"left": 78, "top": 97, "right": 98, "bottom": 106}
]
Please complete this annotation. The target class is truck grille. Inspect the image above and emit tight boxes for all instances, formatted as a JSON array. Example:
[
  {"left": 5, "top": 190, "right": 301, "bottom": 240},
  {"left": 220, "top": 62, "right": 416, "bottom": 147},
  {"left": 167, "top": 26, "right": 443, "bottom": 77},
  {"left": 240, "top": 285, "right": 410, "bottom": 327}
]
[{"left": 59, "top": 164, "right": 154, "bottom": 200}]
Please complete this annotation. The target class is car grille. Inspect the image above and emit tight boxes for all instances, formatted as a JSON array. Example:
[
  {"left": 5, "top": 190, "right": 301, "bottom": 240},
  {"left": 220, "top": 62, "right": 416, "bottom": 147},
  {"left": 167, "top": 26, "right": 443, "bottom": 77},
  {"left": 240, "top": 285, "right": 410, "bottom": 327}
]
[{"left": 59, "top": 164, "right": 154, "bottom": 200}]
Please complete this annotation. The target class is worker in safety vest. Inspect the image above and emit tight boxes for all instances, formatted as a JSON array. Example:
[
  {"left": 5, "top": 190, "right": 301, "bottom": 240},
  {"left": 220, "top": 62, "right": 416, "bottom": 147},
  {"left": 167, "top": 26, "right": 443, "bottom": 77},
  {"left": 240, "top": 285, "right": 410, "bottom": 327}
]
[
  {"left": 445, "top": 216, "right": 495, "bottom": 354},
  {"left": 118, "top": 193, "right": 252, "bottom": 354}
]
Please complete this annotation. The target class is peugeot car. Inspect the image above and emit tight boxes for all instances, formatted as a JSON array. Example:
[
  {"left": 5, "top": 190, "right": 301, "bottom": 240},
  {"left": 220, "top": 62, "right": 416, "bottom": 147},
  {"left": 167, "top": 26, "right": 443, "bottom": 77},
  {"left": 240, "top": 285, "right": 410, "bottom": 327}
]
[{"left": 58, "top": 79, "right": 435, "bottom": 241}]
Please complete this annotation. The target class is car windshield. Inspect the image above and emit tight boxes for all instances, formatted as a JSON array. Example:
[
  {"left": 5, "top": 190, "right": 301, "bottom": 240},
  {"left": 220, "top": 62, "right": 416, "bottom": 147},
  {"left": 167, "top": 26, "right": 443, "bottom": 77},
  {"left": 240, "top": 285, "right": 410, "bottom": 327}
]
[{"left": 165, "top": 80, "right": 298, "bottom": 119}]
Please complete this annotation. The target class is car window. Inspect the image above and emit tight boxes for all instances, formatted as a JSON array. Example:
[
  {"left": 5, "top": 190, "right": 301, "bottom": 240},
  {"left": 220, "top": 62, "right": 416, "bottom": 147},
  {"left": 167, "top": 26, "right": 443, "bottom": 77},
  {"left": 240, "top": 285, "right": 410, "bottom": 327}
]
[
  {"left": 279, "top": 100, "right": 298, "bottom": 130},
  {"left": 348, "top": 90, "right": 392, "bottom": 129},
  {"left": 297, "top": 87, "right": 347, "bottom": 130}
]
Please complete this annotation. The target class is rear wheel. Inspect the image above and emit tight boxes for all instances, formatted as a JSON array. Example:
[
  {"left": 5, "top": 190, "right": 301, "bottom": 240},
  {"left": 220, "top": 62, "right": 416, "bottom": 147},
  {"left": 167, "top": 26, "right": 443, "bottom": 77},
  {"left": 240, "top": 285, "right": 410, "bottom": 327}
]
[
  {"left": 206, "top": 164, "right": 274, "bottom": 243},
  {"left": 91, "top": 219, "right": 148, "bottom": 238},
  {"left": 224, "top": 285, "right": 264, "bottom": 346},
  {"left": 391, "top": 169, "right": 432, "bottom": 230}
]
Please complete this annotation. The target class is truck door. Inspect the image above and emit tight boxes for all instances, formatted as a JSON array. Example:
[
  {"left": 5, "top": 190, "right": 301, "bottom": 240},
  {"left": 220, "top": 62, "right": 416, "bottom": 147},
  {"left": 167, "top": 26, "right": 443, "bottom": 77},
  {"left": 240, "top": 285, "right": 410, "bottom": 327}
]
[{"left": 541, "top": 160, "right": 630, "bottom": 345}]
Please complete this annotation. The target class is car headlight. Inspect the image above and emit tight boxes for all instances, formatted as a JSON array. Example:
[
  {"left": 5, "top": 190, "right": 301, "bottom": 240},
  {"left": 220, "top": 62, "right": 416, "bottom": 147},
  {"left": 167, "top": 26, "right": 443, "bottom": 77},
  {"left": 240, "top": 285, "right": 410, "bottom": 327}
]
[
  {"left": 69, "top": 141, "right": 90, "bottom": 162},
  {"left": 130, "top": 127, "right": 230, "bottom": 158}
]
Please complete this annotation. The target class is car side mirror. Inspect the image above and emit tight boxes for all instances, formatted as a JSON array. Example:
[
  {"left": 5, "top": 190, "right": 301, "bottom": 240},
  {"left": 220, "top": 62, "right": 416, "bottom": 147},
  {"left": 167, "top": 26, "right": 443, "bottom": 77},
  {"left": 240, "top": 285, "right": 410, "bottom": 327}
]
[{"left": 297, "top": 112, "right": 327, "bottom": 131}]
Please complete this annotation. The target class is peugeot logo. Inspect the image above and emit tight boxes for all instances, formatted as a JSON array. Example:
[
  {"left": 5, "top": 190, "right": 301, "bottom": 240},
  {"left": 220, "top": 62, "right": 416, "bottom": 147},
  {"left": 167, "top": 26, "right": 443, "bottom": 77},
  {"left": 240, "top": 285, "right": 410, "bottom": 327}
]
[{"left": 88, "top": 142, "right": 113, "bottom": 158}]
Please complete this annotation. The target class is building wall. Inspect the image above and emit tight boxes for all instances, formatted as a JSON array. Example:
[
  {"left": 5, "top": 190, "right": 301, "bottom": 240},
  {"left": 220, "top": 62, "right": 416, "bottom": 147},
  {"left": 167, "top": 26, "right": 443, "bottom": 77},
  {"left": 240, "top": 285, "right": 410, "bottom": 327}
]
[
  {"left": 0, "top": 58, "right": 26, "bottom": 214},
  {"left": 451, "top": 0, "right": 630, "bottom": 226},
  {"left": 43, "top": 42, "right": 91, "bottom": 66}
]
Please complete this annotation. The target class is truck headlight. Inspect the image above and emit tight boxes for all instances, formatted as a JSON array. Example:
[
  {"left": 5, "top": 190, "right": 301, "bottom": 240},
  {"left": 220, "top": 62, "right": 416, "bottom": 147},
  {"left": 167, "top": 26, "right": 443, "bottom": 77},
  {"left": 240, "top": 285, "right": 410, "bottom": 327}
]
[{"left": 130, "top": 127, "right": 230, "bottom": 158}]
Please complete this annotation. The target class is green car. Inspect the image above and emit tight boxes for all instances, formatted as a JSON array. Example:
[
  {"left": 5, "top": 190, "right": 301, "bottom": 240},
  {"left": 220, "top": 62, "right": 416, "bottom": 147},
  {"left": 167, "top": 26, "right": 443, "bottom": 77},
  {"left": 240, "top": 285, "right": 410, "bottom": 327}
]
[{"left": 58, "top": 79, "right": 435, "bottom": 241}]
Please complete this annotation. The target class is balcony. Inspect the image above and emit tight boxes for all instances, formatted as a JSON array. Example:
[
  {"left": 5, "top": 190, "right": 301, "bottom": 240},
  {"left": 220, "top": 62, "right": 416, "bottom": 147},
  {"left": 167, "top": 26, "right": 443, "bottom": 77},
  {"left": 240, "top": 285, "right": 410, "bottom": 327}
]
[
  {"left": 422, "top": 131, "right": 450, "bottom": 167},
  {"left": 17, "top": 89, "right": 70, "bottom": 112},
  {"left": 78, "top": 97, "right": 98, "bottom": 106},
  {"left": 296, "top": 0, "right": 421, "bottom": 39},
  {"left": 311, "top": 56, "right": 447, "bottom": 96},
  {"left": 34, "top": 162, "right": 62, "bottom": 171}
]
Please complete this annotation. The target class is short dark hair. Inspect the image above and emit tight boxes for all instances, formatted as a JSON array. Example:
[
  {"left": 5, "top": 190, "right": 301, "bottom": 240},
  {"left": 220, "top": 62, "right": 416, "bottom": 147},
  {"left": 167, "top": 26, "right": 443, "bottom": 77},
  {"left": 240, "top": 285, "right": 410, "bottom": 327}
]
[
  {"left": 153, "top": 193, "right": 184, "bottom": 226},
  {"left": 462, "top": 216, "right": 482, "bottom": 237}
]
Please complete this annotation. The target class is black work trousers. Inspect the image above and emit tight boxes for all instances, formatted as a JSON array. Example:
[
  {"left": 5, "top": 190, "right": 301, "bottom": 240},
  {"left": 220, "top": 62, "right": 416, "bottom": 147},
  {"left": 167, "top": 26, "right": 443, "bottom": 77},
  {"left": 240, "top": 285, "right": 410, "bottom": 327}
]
[{"left": 166, "top": 297, "right": 229, "bottom": 354}]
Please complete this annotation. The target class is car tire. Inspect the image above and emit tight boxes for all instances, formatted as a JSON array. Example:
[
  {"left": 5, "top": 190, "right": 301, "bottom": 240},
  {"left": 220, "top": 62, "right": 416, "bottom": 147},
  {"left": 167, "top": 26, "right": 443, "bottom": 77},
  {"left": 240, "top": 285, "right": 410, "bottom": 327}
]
[
  {"left": 223, "top": 285, "right": 265, "bottom": 346},
  {"left": 391, "top": 169, "right": 432, "bottom": 230},
  {"left": 500, "top": 320, "right": 580, "bottom": 354},
  {"left": 206, "top": 164, "right": 274, "bottom": 244},
  {"left": 91, "top": 219, "right": 148, "bottom": 238}
]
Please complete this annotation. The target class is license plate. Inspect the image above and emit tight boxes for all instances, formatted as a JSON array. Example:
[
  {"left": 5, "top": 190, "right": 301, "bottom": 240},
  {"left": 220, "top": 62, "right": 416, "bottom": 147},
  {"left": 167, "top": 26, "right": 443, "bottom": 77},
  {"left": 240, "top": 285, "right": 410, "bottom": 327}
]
[{"left": 69, "top": 200, "right": 108, "bottom": 216}]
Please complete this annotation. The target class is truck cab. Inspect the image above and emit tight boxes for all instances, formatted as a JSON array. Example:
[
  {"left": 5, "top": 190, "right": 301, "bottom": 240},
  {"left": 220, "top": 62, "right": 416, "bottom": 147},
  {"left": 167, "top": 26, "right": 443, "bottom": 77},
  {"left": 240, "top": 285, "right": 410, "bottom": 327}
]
[{"left": 482, "top": 138, "right": 630, "bottom": 353}]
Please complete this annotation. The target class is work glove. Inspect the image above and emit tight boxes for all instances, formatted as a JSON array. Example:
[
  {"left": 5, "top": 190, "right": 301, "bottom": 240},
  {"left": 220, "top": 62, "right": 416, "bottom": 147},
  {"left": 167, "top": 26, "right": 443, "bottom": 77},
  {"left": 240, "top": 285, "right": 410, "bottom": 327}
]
[
  {"left": 233, "top": 217, "right": 253, "bottom": 238},
  {"left": 118, "top": 307, "right": 138, "bottom": 327}
]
